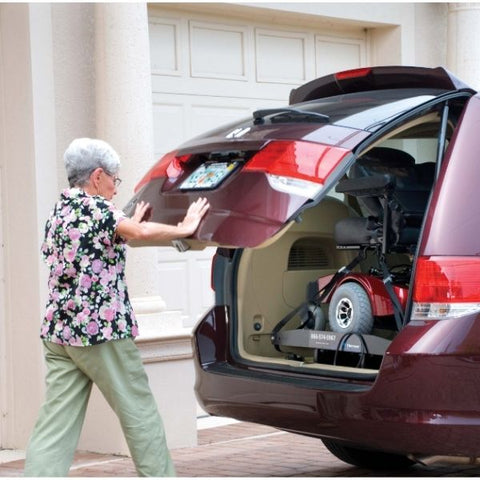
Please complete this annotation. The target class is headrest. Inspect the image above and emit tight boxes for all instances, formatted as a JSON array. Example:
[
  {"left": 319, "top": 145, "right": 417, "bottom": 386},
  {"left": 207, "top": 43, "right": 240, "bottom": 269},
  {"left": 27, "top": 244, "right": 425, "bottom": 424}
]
[
  {"left": 351, "top": 147, "right": 417, "bottom": 189},
  {"left": 361, "top": 147, "right": 415, "bottom": 167}
]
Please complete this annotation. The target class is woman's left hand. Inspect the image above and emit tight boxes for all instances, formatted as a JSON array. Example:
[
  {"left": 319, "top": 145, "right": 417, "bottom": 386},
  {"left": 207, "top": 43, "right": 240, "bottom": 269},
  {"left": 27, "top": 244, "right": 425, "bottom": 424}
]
[{"left": 132, "top": 201, "right": 152, "bottom": 223}]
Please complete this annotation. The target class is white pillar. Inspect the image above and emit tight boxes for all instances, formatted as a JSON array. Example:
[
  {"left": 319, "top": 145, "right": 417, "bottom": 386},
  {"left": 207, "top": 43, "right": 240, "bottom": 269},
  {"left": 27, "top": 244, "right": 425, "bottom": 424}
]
[
  {"left": 95, "top": 3, "right": 159, "bottom": 295},
  {"left": 77, "top": 4, "right": 197, "bottom": 454},
  {"left": 50, "top": 3, "right": 96, "bottom": 167},
  {"left": 95, "top": 3, "right": 155, "bottom": 205},
  {"left": 94, "top": 3, "right": 182, "bottom": 329},
  {"left": 447, "top": 3, "right": 480, "bottom": 89}
]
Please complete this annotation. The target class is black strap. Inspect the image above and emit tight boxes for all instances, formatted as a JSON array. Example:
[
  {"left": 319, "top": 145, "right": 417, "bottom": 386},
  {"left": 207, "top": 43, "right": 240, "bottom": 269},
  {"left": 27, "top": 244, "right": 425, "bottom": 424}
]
[
  {"left": 271, "top": 249, "right": 367, "bottom": 351},
  {"left": 380, "top": 256, "right": 405, "bottom": 331},
  {"left": 333, "top": 332, "right": 369, "bottom": 368}
]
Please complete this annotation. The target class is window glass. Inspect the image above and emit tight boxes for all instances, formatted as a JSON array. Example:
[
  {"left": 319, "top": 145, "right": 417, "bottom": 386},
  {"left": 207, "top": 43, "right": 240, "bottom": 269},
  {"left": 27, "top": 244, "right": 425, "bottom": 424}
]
[{"left": 297, "top": 89, "right": 447, "bottom": 131}]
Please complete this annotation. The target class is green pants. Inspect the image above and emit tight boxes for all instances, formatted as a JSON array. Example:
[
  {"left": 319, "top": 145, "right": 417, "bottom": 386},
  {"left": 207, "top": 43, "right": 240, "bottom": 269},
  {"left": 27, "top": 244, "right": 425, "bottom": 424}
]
[{"left": 24, "top": 339, "right": 176, "bottom": 477}]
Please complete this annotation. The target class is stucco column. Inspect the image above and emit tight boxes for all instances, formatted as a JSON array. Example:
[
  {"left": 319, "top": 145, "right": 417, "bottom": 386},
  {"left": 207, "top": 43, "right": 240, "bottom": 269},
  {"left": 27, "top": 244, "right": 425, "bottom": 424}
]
[
  {"left": 447, "top": 3, "right": 480, "bottom": 89},
  {"left": 80, "top": 4, "right": 196, "bottom": 454},
  {"left": 94, "top": 3, "right": 177, "bottom": 329}
]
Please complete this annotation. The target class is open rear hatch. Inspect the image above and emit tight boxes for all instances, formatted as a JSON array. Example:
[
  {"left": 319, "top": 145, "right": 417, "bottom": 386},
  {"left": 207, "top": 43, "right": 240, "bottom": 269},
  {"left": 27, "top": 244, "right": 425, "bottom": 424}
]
[
  {"left": 124, "top": 67, "right": 468, "bottom": 251},
  {"left": 125, "top": 138, "right": 354, "bottom": 249}
]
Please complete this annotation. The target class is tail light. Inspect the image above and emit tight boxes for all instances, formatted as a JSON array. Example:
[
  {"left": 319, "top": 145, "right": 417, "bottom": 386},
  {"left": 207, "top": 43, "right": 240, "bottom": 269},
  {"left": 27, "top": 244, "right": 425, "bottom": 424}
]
[
  {"left": 135, "top": 151, "right": 191, "bottom": 192},
  {"left": 335, "top": 67, "right": 372, "bottom": 81},
  {"left": 411, "top": 256, "right": 480, "bottom": 320},
  {"left": 244, "top": 140, "right": 349, "bottom": 198}
]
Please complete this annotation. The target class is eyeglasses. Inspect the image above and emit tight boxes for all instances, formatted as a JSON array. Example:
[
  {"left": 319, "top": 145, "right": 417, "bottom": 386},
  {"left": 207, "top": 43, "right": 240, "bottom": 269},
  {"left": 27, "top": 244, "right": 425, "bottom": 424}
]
[{"left": 104, "top": 170, "right": 122, "bottom": 187}]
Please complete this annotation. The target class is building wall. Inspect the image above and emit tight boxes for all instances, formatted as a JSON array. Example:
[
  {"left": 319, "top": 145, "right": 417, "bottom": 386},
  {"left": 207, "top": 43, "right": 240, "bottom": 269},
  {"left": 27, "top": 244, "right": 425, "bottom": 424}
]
[
  {"left": 0, "top": 3, "right": 53, "bottom": 449},
  {"left": 1, "top": 0, "right": 475, "bottom": 455}
]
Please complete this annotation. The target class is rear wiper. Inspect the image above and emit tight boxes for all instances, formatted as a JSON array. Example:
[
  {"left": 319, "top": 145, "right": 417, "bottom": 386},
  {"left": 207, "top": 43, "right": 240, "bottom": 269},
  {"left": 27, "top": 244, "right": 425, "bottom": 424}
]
[{"left": 253, "top": 108, "right": 330, "bottom": 125}]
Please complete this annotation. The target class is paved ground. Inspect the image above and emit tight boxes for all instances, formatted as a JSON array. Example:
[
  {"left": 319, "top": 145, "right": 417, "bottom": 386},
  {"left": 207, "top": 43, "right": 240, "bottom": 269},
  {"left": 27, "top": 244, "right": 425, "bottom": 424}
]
[{"left": 2, "top": 420, "right": 480, "bottom": 477}]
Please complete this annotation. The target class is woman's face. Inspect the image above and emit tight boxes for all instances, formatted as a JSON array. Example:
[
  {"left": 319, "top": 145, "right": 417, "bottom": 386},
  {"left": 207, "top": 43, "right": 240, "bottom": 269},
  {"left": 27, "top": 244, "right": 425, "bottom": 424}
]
[
  {"left": 86, "top": 168, "right": 119, "bottom": 200},
  {"left": 99, "top": 170, "right": 119, "bottom": 200}
]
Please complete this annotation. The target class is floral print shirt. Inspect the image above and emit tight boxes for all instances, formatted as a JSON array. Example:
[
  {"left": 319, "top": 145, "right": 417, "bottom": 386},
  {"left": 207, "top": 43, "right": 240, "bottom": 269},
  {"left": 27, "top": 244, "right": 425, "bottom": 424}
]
[{"left": 40, "top": 188, "right": 138, "bottom": 346}]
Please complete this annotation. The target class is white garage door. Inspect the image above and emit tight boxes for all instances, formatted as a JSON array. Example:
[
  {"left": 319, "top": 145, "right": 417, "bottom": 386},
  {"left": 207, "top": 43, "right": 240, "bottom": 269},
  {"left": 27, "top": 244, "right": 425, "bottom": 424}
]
[{"left": 148, "top": 5, "right": 368, "bottom": 328}]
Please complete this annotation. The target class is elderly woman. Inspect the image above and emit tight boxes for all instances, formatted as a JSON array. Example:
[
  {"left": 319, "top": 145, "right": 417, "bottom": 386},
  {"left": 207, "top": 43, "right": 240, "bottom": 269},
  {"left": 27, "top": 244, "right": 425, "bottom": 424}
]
[{"left": 24, "top": 138, "right": 209, "bottom": 477}]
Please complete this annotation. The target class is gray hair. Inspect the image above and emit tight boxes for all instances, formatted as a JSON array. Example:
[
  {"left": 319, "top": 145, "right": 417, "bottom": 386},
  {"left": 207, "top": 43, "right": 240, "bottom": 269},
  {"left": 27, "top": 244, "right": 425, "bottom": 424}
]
[{"left": 64, "top": 138, "right": 121, "bottom": 187}]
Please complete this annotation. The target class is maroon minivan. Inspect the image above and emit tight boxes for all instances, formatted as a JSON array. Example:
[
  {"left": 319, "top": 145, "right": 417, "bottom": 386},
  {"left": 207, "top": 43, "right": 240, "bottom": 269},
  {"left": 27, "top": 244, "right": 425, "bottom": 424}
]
[{"left": 126, "top": 66, "right": 480, "bottom": 469}]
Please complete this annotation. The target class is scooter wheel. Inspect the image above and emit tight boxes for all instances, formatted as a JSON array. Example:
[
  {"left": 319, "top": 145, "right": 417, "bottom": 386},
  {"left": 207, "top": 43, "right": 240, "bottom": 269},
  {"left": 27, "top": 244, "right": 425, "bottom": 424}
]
[{"left": 328, "top": 282, "right": 374, "bottom": 334}]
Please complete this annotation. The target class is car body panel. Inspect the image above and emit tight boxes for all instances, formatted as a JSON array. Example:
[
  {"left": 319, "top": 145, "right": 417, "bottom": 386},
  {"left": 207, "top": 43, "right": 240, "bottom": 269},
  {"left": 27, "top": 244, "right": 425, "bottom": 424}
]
[
  {"left": 128, "top": 173, "right": 306, "bottom": 248},
  {"left": 193, "top": 306, "right": 480, "bottom": 457},
  {"left": 176, "top": 124, "right": 369, "bottom": 155}
]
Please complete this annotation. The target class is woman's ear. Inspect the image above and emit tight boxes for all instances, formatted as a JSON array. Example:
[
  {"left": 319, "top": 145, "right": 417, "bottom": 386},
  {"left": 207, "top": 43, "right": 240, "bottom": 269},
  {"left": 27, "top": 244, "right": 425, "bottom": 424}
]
[{"left": 90, "top": 167, "right": 103, "bottom": 189}]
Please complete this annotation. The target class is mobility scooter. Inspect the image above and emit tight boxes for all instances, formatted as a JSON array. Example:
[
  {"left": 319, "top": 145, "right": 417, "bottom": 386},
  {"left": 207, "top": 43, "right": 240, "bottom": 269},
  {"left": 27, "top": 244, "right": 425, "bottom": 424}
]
[{"left": 272, "top": 146, "right": 435, "bottom": 368}]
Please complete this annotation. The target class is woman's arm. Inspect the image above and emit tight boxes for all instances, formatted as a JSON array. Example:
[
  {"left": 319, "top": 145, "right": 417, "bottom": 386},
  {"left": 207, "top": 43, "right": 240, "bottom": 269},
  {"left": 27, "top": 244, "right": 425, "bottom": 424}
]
[{"left": 116, "top": 197, "right": 210, "bottom": 242}]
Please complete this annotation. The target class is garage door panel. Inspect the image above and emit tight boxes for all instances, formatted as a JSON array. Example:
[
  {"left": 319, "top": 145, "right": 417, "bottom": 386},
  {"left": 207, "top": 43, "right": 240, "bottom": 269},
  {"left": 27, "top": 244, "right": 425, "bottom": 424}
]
[
  {"left": 154, "top": 247, "right": 216, "bottom": 328},
  {"left": 189, "top": 103, "right": 251, "bottom": 137},
  {"left": 255, "top": 28, "right": 314, "bottom": 84},
  {"left": 152, "top": 93, "right": 284, "bottom": 157},
  {"left": 193, "top": 254, "right": 216, "bottom": 326},
  {"left": 149, "top": 17, "right": 183, "bottom": 75},
  {"left": 152, "top": 102, "right": 186, "bottom": 156},
  {"left": 155, "top": 258, "right": 190, "bottom": 315},
  {"left": 189, "top": 20, "right": 249, "bottom": 80},
  {"left": 315, "top": 35, "right": 366, "bottom": 77},
  {"left": 151, "top": 75, "right": 298, "bottom": 102}
]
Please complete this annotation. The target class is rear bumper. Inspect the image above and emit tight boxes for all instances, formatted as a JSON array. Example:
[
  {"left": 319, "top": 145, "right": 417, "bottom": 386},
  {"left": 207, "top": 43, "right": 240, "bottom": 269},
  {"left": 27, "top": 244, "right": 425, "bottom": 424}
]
[{"left": 193, "top": 306, "right": 480, "bottom": 457}]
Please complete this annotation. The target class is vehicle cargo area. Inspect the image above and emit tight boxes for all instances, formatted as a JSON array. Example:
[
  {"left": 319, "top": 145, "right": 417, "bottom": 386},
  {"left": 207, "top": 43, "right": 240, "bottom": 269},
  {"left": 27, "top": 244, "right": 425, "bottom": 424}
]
[
  {"left": 234, "top": 193, "right": 410, "bottom": 374},
  {"left": 232, "top": 124, "right": 444, "bottom": 375}
]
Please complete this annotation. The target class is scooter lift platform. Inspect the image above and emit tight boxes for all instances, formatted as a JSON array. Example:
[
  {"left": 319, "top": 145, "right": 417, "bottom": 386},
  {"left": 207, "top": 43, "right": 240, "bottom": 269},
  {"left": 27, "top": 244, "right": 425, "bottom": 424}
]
[{"left": 272, "top": 329, "right": 391, "bottom": 356}]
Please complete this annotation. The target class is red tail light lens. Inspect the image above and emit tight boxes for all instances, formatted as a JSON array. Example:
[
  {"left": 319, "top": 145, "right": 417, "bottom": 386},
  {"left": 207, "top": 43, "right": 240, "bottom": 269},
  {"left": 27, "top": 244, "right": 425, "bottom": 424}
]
[
  {"left": 244, "top": 140, "right": 349, "bottom": 184},
  {"left": 135, "top": 151, "right": 191, "bottom": 192},
  {"left": 412, "top": 256, "right": 480, "bottom": 320},
  {"left": 335, "top": 67, "right": 372, "bottom": 81}
]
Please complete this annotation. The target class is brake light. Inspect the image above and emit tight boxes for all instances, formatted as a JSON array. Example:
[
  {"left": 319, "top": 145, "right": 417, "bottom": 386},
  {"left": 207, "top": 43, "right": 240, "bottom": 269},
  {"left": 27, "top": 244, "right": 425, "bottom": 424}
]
[
  {"left": 134, "top": 151, "right": 191, "bottom": 192},
  {"left": 245, "top": 140, "right": 349, "bottom": 183},
  {"left": 335, "top": 67, "right": 372, "bottom": 81},
  {"left": 244, "top": 141, "right": 349, "bottom": 198},
  {"left": 411, "top": 256, "right": 480, "bottom": 320}
]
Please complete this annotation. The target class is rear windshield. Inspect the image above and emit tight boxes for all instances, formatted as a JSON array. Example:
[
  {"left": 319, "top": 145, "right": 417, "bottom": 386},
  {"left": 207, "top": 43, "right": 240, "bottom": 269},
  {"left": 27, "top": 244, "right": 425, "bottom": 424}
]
[{"left": 295, "top": 88, "right": 448, "bottom": 131}]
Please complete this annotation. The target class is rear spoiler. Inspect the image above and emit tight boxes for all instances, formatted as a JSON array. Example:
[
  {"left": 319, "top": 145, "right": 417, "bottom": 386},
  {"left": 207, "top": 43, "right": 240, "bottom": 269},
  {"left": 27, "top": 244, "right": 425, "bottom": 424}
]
[{"left": 289, "top": 66, "right": 474, "bottom": 105}]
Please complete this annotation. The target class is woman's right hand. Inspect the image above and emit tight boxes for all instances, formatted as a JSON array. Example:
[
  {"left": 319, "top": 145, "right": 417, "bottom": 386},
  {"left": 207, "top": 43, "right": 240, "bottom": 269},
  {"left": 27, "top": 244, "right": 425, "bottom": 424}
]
[{"left": 178, "top": 197, "right": 210, "bottom": 236}]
